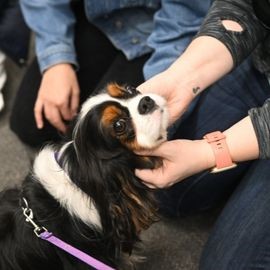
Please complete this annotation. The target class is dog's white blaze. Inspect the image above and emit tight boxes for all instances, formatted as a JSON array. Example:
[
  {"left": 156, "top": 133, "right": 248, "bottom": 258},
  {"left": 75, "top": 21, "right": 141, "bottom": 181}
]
[
  {"left": 78, "top": 92, "right": 169, "bottom": 149},
  {"left": 33, "top": 147, "right": 101, "bottom": 229},
  {"left": 127, "top": 93, "right": 169, "bottom": 148}
]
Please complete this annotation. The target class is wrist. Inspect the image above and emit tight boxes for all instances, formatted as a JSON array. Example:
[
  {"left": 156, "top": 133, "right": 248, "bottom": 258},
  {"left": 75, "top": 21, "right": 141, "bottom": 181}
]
[
  {"left": 203, "top": 131, "right": 237, "bottom": 173},
  {"left": 223, "top": 116, "right": 259, "bottom": 162},
  {"left": 196, "top": 139, "right": 216, "bottom": 171},
  {"left": 165, "top": 63, "right": 198, "bottom": 106},
  {"left": 166, "top": 36, "right": 234, "bottom": 100}
]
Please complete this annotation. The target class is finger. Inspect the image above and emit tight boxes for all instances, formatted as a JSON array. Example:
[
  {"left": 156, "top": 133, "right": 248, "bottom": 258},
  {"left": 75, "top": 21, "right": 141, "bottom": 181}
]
[
  {"left": 44, "top": 103, "right": 67, "bottom": 133},
  {"left": 59, "top": 103, "right": 73, "bottom": 121},
  {"left": 70, "top": 86, "right": 80, "bottom": 116},
  {"left": 135, "top": 168, "right": 161, "bottom": 183},
  {"left": 34, "top": 98, "right": 44, "bottom": 129},
  {"left": 136, "top": 84, "right": 150, "bottom": 94},
  {"left": 135, "top": 167, "right": 173, "bottom": 189},
  {"left": 142, "top": 182, "right": 158, "bottom": 189}
]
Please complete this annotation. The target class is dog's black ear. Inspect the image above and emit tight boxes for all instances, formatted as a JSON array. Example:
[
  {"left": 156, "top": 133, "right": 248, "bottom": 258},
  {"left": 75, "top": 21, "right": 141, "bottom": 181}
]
[
  {"left": 133, "top": 155, "right": 163, "bottom": 170},
  {"left": 107, "top": 83, "right": 140, "bottom": 99}
]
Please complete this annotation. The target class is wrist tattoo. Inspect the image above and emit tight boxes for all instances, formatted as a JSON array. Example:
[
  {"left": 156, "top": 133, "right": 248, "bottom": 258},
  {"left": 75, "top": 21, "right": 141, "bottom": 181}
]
[{"left": 192, "top": 86, "right": 201, "bottom": 95}]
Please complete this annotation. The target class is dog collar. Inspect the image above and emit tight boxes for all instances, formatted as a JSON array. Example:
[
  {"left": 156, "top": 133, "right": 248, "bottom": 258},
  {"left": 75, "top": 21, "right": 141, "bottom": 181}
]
[{"left": 21, "top": 197, "right": 115, "bottom": 270}]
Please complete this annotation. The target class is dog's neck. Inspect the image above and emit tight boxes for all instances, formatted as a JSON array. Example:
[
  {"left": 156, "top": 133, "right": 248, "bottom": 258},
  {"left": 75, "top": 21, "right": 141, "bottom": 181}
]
[
  {"left": 33, "top": 145, "right": 102, "bottom": 228},
  {"left": 33, "top": 140, "right": 158, "bottom": 257}
]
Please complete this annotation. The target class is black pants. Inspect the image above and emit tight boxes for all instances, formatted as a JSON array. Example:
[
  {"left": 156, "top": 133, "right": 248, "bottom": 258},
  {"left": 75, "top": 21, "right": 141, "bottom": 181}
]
[{"left": 10, "top": 2, "right": 149, "bottom": 147}]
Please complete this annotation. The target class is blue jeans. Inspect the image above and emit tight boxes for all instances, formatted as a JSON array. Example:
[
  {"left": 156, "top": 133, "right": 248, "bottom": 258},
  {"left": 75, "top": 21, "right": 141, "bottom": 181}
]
[
  {"left": 200, "top": 160, "right": 270, "bottom": 269},
  {"left": 156, "top": 58, "right": 270, "bottom": 268}
]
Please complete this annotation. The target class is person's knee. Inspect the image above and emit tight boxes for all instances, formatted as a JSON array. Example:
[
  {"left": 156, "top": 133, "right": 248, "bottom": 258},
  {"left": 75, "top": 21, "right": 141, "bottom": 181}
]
[
  {"left": 10, "top": 116, "right": 40, "bottom": 147},
  {"left": 9, "top": 109, "right": 59, "bottom": 147}
]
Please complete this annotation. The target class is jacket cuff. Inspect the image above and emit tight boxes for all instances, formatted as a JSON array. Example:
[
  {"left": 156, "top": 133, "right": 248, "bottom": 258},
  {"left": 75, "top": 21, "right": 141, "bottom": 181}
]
[{"left": 37, "top": 44, "right": 78, "bottom": 73}]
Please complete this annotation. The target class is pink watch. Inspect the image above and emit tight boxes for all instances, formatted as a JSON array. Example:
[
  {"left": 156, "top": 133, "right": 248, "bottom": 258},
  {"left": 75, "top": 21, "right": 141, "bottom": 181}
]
[{"left": 203, "top": 131, "right": 237, "bottom": 173}]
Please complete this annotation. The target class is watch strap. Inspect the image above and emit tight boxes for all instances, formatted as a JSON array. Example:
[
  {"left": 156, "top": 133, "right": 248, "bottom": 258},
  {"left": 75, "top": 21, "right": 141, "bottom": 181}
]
[{"left": 203, "top": 131, "right": 237, "bottom": 173}]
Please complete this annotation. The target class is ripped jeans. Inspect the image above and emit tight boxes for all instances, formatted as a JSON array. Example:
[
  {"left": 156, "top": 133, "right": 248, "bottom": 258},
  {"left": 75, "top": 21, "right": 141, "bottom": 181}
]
[{"left": 156, "top": 58, "right": 270, "bottom": 269}]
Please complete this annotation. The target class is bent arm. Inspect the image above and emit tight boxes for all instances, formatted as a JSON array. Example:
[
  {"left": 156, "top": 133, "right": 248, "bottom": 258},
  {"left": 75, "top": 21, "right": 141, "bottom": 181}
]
[
  {"left": 196, "top": 0, "right": 268, "bottom": 67},
  {"left": 161, "top": 0, "right": 270, "bottom": 108},
  {"left": 20, "top": 0, "right": 77, "bottom": 72}
]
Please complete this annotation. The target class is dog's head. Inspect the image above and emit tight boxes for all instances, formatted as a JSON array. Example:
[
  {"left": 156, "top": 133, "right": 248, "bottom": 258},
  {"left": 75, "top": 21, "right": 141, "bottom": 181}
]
[
  {"left": 74, "top": 83, "right": 168, "bottom": 154},
  {"left": 56, "top": 83, "right": 168, "bottom": 262}
]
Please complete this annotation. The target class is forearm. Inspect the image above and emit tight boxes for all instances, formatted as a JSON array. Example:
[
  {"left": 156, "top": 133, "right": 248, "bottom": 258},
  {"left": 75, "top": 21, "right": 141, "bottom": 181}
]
[
  {"left": 165, "top": 36, "right": 234, "bottom": 103},
  {"left": 163, "top": 0, "right": 268, "bottom": 105},
  {"left": 223, "top": 116, "right": 259, "bottom": 163},
  {"left": 195, "top": 116, "right": 259, "bottom": 173}
]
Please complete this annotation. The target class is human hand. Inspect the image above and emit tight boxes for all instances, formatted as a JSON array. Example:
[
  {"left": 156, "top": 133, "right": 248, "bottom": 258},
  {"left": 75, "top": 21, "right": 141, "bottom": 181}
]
[
  {"left": 137, "top": 36, "right": 236, "bottom": 125},
  {"left": 135, "top": 139, "right": 215, "bottom": 188},
  {"left": 137, "top": 69, "right": 195, "bottom": 125},
  {"left": 34, "top": 63, "right": 80, "bottom": 133}
]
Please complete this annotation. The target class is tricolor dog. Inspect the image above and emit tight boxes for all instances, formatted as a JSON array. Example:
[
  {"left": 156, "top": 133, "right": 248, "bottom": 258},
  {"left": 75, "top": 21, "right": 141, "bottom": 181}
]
[{"left": 0, "top": 83, "right": 168, "bottom": 270}]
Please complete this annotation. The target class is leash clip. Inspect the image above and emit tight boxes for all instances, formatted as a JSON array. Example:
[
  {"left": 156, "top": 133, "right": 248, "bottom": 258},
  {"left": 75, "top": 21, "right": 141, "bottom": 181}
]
[{"left": 21, "top": 197, "right": 48, "bottom": 237}]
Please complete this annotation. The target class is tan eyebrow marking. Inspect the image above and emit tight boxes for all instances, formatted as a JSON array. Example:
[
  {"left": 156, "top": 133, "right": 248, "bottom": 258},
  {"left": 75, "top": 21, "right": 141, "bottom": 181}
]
[
  {"left": 101, "top": 105, "right": 122, "bottom": 127},
  {"left": 101, "top": 104, "right": 143, "bottom": 151},
  {"left": 107, "top": 82, "right": 126, "bottom": 98}
]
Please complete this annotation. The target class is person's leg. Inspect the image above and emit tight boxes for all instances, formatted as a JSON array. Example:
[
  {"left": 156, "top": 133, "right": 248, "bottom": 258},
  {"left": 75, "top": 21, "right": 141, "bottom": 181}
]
[
  {"left": 10, "top": 2, "right": 119, "bottom": 147},
  {"left": 200, "top": 159, "right": 270, "bottom": 270},
  {"left": 156, "top": 58, "right": 270, "bottom": 217}
]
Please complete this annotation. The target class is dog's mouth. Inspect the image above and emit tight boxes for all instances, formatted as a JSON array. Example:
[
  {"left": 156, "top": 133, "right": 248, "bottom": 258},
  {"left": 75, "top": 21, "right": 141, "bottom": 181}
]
[
  {"left": 132, "top": 97, "right": 168, "bottom": 150},
  {"left": 153, "top": 105, "right": 168, "bottom": 143}
]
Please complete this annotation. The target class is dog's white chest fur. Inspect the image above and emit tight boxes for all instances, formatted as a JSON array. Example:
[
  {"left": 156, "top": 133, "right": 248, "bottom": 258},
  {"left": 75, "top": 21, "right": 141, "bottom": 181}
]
[{"left": 33, "top": 147, "right": 101, "bottom": 228}]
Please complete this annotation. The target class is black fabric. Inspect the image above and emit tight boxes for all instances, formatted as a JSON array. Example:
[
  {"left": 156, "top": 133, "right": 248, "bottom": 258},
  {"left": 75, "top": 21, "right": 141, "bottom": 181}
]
[
  {"left": 249, "top": 98, "right": 270, "bottom": 159},
  {"left": 10, "top": 1, "right": 148, "bottom": 147},
  {"left": 252, "top": 0, "right": 270, "bottom": 29}
]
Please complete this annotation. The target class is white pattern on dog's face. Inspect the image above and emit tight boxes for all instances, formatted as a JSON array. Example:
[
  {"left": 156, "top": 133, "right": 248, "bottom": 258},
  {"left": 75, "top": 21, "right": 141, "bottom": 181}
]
[{"left": 78, "top": 91, "right": 169, "bottom": 149}]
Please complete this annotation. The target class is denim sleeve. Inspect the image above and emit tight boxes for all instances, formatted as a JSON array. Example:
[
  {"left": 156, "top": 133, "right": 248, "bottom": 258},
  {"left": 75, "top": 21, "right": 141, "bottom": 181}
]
[
  {"left": 143, "top": 0, "right": 212, "bottom": 79},
  {"left": 196, "top": 0, "right": 268, "bottom": 68},
  {"left": 249, "top": 99, "right": 270, "bottom": 159},
  {"left": 20, "top": 0, "right": 77, "bottom": 73}
]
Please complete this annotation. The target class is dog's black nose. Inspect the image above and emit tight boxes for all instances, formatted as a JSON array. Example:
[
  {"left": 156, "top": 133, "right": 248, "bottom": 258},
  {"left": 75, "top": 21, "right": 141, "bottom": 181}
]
[{"left": 138, "top": 96, "right": 156, "bottom": 115}]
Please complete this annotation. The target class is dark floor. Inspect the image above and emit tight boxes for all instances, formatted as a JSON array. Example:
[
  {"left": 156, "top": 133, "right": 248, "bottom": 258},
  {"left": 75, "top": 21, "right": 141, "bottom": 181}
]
[{"left": 0, "top": 56, "right": 218, "bottom": 270}]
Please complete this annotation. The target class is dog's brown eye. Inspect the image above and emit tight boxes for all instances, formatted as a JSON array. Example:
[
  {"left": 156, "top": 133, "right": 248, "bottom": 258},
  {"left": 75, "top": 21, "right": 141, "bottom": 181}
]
[{"left": 114, "top": 119, "right": 127, "bottom": 134}]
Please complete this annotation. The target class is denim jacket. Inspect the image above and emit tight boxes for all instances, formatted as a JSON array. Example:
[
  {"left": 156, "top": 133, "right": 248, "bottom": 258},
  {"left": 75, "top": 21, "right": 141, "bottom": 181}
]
[{"left": 20, "top": 0, "right": 211, "bottom": 79}]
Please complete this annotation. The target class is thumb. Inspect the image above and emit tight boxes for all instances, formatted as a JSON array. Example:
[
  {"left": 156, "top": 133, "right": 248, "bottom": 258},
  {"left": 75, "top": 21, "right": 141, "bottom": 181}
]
[
  {"left": 135, "top": 166, "right": 164, "bottom": 188},
  {"left": 135, "top": 167, "right": 156, "bottom": 181}
]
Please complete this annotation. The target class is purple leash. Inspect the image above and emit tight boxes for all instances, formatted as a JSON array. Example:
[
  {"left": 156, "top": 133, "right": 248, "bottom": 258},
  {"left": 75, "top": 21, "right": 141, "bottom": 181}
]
[
  {"left": 21, "top": 197, "right": 116, "bottom": 270},
  {"left": 40, "top": 231, "right": 115, "bottom": 270}
]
